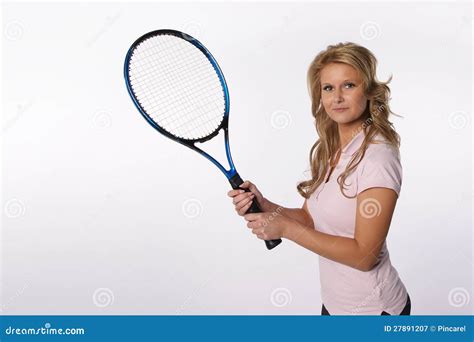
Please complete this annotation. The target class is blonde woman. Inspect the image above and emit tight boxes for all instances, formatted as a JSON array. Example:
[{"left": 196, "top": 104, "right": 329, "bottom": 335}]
[{"left": 228, "top": 42, "right": 410, "bottom": 315}]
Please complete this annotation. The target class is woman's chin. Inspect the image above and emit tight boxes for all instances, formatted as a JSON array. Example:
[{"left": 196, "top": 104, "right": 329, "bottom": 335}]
[
  {"left": 329, "top": 113, "right": 365, "bottom": 125},
  {"left": 330, "top": 116, "right": 357, "bottom": 125}
]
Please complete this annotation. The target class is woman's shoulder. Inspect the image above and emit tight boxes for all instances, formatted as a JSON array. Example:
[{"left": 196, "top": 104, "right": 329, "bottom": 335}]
[
  {"left": 356, "top": 133, "right": 403, "bottom": 196},
  {"left": 363, "top": 133, "right": 400, "bottom": 163}
]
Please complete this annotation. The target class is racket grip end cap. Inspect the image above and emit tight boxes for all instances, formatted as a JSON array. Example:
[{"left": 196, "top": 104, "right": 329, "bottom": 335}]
[{"left": 265, "top": 239, "right": 282, "bottom": 250}]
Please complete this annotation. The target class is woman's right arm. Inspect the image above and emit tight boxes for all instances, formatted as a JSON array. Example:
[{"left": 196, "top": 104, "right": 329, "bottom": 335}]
[
  {"left": 263, "top": 198, "right": 314, "bottom": 229},
  {"left": 227, "top": 181, "right": 315, "bottom": 229}
]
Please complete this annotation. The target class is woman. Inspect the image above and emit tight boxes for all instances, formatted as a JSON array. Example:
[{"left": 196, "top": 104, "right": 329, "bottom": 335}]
[{"left": 227, "top": 42, "right": 411, "bottom": 315}]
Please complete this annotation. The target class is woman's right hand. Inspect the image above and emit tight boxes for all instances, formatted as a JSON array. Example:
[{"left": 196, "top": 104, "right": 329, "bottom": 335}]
[{"left": 227, "top": 180, "right": 267, "bottom": 216}]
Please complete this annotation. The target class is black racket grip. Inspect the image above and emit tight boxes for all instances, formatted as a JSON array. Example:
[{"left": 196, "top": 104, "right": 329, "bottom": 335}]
[{"left": 229, "top": 173, "right": 282, "bottom": 250}]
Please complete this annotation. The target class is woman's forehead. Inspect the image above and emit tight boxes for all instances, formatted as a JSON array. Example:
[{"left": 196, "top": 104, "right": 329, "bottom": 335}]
[{"left": 320, "top": 63, "right": 361, "bottom": 83}]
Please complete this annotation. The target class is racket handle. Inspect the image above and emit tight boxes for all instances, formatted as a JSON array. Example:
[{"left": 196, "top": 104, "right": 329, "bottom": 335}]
[{"left": 229, "top": 174, "right": 282, "bottom": 250}]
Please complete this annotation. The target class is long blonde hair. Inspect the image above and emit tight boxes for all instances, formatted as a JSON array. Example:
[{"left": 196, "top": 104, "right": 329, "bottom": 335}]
[{"left": 297, "top": 42, "right": 401, "bottom": 199}]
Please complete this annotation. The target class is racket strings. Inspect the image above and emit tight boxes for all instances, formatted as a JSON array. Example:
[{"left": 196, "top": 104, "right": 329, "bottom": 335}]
[{"left": 128, "top": 34, "right": 226, "bottom": 140}]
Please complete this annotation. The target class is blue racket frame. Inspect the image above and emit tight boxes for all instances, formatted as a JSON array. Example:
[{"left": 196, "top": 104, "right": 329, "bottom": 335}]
[
  {"left": 124, "top": 29, "right": 282, "bottom": 250},
  {"left": 124, "top": 29, "right": 238, "bottom": 181}
]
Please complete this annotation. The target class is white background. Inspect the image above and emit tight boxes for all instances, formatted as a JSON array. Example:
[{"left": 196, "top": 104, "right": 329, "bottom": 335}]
[{"left": 1, "top": 1, "right": 472, "bottom": 315}]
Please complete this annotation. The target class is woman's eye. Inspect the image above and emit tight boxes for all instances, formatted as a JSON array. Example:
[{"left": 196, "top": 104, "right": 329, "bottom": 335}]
[{"left": 322, "top": 83, "right": 355, "bottom": 91}]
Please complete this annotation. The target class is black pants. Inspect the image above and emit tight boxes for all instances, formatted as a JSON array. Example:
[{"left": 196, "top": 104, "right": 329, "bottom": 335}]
[{"left": 321, "top": 293, "right": 411, "bottom": 315}]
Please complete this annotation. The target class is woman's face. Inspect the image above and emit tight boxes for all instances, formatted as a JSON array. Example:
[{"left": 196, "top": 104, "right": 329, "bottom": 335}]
[{"left": 320, "top": 63, "right": 368, "bottom": 125}]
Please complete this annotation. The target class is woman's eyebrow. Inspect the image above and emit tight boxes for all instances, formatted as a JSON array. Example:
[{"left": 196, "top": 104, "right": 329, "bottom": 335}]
[{"left": 321, "top": 79, "right": 356, "bottom": 85}]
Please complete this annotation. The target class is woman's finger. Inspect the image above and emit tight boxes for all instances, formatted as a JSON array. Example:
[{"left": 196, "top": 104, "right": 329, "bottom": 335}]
[
  {"left": 240, "top": 181, "right": 251, "bottom": 189},
  {"left": 243, "top": 180, "right": 262, "bottom": 198},
  {"left": 227, "top": 189, "right": 244, "bottom": 197},
  {"left": 252, "top": 228, "right": 264, "bottom": 235},
  {"left": 237, "top": 200, "right": 253, "bottom": 216},
  {"left": 235, "top": 193, "right": 254, "bottom": 207},
  {"left": 233, "top": 192, "right": 254, "bottom": 205}
]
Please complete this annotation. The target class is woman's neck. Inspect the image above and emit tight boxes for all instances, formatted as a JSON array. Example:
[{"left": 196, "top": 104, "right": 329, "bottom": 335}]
[{"left": 337, "top": 118, "right": 366, "bottom": 150}]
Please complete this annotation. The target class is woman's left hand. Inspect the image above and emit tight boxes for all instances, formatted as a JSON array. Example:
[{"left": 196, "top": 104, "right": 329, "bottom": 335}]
[{"left": 243, "top": 211, "right": 291, "bottom": 241}]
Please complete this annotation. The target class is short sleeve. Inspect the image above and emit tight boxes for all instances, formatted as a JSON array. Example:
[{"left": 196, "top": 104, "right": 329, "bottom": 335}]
[{"left": 357, "top": 145, "right": 402, "bottom": 197}]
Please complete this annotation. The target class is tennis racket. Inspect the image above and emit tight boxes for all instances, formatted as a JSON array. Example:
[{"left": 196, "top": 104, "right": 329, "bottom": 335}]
[{"left": 124, "top": 29, "right": 282, "bottom": 250}]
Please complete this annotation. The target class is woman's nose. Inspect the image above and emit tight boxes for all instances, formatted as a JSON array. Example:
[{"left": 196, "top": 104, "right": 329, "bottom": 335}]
[{"left": 333, "top": 90, "right": 344, "bottom": 103}]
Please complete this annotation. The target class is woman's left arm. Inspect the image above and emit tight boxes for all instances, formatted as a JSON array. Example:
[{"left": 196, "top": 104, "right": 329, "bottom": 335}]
[{"left": 244, "top": 187, "right": 398, "bottom": 272}]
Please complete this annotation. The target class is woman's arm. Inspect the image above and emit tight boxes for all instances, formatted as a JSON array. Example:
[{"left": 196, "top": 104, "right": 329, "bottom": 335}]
[
  {"left": 262, "top": 198, "right": 315, "bottom": 229},
  {"left": 228, "top": 180, "right": 314, "bottom": 228},
  {"left": 284, "top": 187, "right": 397, "bottom": 271},
  {"left": 245, "top": 187, "right": 397, "bottom": 272}
]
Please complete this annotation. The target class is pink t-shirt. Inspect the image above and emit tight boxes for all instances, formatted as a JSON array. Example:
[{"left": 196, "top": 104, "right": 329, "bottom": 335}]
[{"left": 307, "top": 129, "right": 408, "bottom": 315}]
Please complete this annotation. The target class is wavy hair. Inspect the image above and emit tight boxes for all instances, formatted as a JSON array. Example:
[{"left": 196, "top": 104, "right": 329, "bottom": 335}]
[{"left": 297, "top": 42, "right": 401, "bottom": 199}]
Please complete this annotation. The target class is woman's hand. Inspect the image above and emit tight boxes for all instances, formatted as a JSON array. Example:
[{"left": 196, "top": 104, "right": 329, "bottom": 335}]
[
  {"left": 227, "top": 180, "right": 273, "bottom": 216},
  {"left": 243, "top": 211, "right": 291, "bottom": 241}
]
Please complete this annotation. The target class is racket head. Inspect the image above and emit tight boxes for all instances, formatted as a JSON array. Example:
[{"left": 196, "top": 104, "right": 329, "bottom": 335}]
[{"left": 124, "top": 29, "right": 230, "bottom": 144}]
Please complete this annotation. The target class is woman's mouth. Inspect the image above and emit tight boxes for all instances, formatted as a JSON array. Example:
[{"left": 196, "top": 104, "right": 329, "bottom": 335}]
[{"left": 333, "top": 107, "right": 349, "bottom": 112}]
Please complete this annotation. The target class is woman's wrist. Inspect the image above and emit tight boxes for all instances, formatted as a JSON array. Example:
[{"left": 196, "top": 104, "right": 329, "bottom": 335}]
[
  {"left": 281, "top": 216, "right": 304, "bottom": 241},
  {"left": 281, "top": 215, "right": 297, "bottom": 240},
  {"left": 261, "top": 197, "right": 278, "bottom": 212}
]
